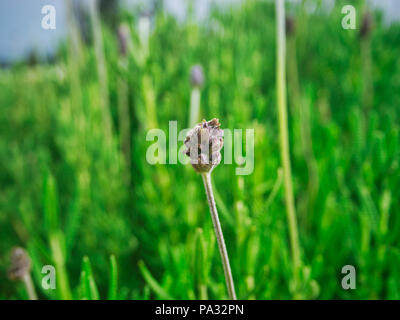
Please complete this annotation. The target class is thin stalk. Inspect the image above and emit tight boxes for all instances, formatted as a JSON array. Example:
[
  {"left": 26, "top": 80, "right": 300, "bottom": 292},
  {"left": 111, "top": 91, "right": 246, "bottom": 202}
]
[
  {"left": 65, "top": 0, "right": 91, "bottom": 223},
  {"left": 65, "top": 0, "right": 83, "bottom": 65},
  {"left": 275, "top": 0, "right": 301, "bottom": 284},
  {"left": 360, "top": 4, "right": 374, "bottom": 115},
  {"left": 287, "top": 34, "right": 319, "bottom": 224},
  {"left": 138, "top": 15, "right": 150, "bottom": 65},
  {"left": 117, "top": 69, "right": 131, "bottom": 184},
  {"left": 108, "top": 255, "right": 118, "bottom": 300},
  {"left": 142, "top": 75, "right": 158, "bottom": 130},
  {"left": 189, "top": 87, "right": 201, "bottom": 128},
  {"left": 65, "top": 0, "right": 82, "bottom": 113},
  {"left": 22, "top": 274, "right": 38, "bottom": 300},
  {"left": 361, "top": 32, "right": 373, "bottom": 114},
  {"left": 201, "top": 172, "right": 236, "bottom": 300},
  {"left": 199, "top": 284, "right": 208, "bottom": 300},
  {"left": 50, "top": 233, "right": 72, "bottom": 300},
  {"left": 89, "top": 0, "right": 112, "bottom": 142}
]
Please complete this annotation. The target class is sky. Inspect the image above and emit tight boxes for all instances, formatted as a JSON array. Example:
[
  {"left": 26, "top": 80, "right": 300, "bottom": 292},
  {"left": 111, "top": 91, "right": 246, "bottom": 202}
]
[
  {"left": 0, "top": 0, "right": 67, "bottom": 62},
  {"left": 0, "top": 0, "right": 399, "bottom": 63}
]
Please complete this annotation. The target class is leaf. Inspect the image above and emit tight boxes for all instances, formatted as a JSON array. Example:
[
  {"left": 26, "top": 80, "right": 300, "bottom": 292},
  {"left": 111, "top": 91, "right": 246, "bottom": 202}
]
[
  {"left": 42, "top": 169, "right": 59, "bottom": 235},
  {"left": 138, "top": 260, "right": 173, "bottom": 299},
  {"left": 108, "top": 255, "right": 118, "bottom": 300},
  {"left": 65, "top": 189, "right": 81, "bottom": 256},
  {"left": 80, "top": 256, "right": 100, "bottom": 300},
  {"left": 193, "top": 228, "right": 207, "bottom": 299}
]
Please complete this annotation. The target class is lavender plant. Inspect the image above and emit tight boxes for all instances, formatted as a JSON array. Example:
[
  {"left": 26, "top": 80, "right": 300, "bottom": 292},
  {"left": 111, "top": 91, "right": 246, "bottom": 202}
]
[
  {"left": 117, "top": 23, "right": 132, "bottom": 184},
  {"left": 275, "top": 0, "right": 302, "bottom": 294},
  {"left": 184, "top": 119, "right": 237, "bottom": 300},
  {"left": 8, "top": 247, "right": 37, "bottom": 300}
]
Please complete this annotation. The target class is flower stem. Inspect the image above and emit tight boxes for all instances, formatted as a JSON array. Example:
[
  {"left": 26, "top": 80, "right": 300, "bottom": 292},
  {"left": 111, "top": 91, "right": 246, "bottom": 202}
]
[
  {"left": 201, "top": 172, "right": 237, "bottom": 300},
  {"left": 189, "top": 87, "right": 201, "bottom": 128},
  {"left": 22, "top": 274, "right": 38, "bottom": 300},
  {"left": 275, "top": 0, "right": 302, "bottom": 283},
  {"left": 89, "top": 0, "right": 112, "bottom": 143}
]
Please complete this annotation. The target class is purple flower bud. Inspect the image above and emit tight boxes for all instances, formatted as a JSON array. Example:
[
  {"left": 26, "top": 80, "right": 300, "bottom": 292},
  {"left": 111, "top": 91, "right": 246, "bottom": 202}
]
[
  {"left": 118, "top": 24, "right": 131, "bottom": 57},
  {"left": 285, "top": 16, "right": 296, "bottom": 36},
  {"left": 190, "top": 65, "right": 205, "bottom": 87},
  {"left": 360, "top": 12, "right": 373, "bottom": 39}
]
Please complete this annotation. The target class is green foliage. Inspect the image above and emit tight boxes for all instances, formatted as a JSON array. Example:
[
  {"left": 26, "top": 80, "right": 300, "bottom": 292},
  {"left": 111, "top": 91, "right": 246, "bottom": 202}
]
[
  {"left": 0, "top": 0, "right": 399, "bottom": 299},
  {"left": 108, "top": 255, "right": 118, "bottom": 300},
  {"left": 79, "top": 256, "right": 100, "bottom": 300}
]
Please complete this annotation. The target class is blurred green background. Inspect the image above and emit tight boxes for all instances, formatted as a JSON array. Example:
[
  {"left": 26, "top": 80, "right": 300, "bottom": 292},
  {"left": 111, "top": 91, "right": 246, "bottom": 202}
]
[{"left": 0, "top": 0, "right": 399, "bottom": 299}]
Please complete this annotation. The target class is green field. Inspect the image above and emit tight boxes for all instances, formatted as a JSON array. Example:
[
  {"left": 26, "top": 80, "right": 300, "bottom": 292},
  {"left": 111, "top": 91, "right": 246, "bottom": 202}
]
[{"left": 1, "top": 0, "right": 399, "bottom": 299}]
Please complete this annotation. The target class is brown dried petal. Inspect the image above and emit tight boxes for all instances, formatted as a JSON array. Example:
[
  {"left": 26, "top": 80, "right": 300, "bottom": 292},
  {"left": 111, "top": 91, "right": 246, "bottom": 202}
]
[{"left": 184, "top": 118, "right": 224, "bottom": 173}]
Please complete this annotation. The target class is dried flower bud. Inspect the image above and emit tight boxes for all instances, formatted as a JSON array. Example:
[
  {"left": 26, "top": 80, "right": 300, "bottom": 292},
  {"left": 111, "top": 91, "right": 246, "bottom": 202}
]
[
  {"left": 8, "top": 247, "right": 31, "bottom": 281},
  {"left": 190, "top": 65, "right": 205, "bottom": 88},
  {"left": 140, "top": 8, "right": 153, "bottom": 19},
  {"left": 184, "top": 119, "right": 224, "bottom": 173},
  {"left": 285, "top": 16, "right": 296, "bottom": 37},
  {"left": 360, "top": 12, "right": 373, "bottom": 39},
  {"left": 118, "top": 24, "right": 131, "bottom": 57}
]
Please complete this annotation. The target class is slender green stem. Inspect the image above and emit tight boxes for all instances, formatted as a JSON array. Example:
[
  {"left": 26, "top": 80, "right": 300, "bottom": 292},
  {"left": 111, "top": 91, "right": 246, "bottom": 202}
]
[
  {"left": 108, "top": 255, "right": 118, "bottom": 300},
  {"left": 142, "top": 75, "right": 158, "bottom": 129},
  {"left": 201, "top": 173, "right": 237, "bottom": 300},
  {"left": 89, "top": 0, "right": 112, "bottom": 142},
  {"left": 287, "top": 32, "right": 319, "bottom": 224},
  {"left": 189, "top": 87, "right": 201, "bottom": 128},
  {"left": 50, "top": 233, "right": 72, "bottom": 300},
  {"left": 65, "top": 0, "right": 83, "bottom": 65},
  {"left": 275, "top": 0, "right": 301, "bottom": 282},
  {"left": 117, "top": 74, "right": 131, "bottom": 183},
  {"left": 22, "top": 274, "right": 38, "bottom": 300},
  {"left": 361, "top": 34, "right": 373, "bottom": 113}
]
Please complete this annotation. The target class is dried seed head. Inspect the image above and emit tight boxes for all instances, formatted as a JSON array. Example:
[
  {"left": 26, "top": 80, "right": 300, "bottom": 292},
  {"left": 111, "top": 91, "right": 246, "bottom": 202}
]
[
  {"left": 184, "top": 118, "right": 224, "bottom": 173},
  {"left": 8, "top": 247, "right": 31, "bottom": 281},
  {"left": 190, "top": 65, "right": 205, "bottom": 88},
  {"left": 360, "top": 12, "right": 373, "bottom": 39},
  {"left": 118, "top": 23, "right": 131, "bottom": 57}
]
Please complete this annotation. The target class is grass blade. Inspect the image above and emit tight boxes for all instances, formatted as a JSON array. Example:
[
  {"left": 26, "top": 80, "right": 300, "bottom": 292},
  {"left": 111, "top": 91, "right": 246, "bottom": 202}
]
[{"left": 108, "top": 255, "right": 118, "bottom": 300}]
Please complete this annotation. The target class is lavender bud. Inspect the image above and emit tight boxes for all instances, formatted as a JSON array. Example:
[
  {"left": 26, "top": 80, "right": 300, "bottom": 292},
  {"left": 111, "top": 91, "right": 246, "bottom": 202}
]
[
  {"left": 118, "top": 24, "right": 131, "bottom": 57},
  {"left": 8, "top": 247, "right": 32, "bottom": 281},
  {"left": 285, "top": 16, "right": 296, "bottom": 37},
  {"left": 360, "top": 12, "right": 373, "bottom": 39},
  {"left": 190, "top": 65, "right": 205, "bottom": 88},
  {"left": 184, "top": 118, "right": 224, "bottom": 173}
]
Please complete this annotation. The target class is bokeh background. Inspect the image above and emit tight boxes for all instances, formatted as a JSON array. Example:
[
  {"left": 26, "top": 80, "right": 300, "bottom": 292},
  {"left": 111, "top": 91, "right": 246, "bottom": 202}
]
[{"left": 0, "top": 0, "right": 399, "bottom": 299}]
